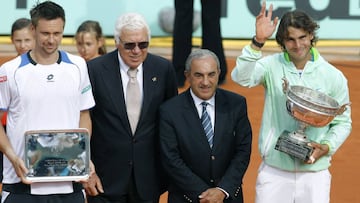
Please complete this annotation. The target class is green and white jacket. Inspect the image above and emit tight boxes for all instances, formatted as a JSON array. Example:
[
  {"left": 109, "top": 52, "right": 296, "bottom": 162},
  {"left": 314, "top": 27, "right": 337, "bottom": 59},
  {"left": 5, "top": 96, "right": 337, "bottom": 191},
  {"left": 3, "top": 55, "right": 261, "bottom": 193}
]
[{"left": 231, "top": 45, "right": 352, "bottom": 172}]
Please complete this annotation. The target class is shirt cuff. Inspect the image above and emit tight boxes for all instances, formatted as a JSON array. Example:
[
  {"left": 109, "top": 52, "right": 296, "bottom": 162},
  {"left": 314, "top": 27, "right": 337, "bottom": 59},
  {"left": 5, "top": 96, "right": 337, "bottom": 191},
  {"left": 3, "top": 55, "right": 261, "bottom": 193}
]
[{"left": 216, "top": 187, "right": 229, "bottom": 199}]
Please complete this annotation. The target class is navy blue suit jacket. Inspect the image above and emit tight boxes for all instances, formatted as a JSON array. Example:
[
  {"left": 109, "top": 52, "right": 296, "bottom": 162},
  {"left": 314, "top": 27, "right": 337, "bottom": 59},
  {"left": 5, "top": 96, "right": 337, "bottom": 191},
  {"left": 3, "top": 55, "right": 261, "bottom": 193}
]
[
  {"left": 87, "top": 50, "right": 178, "bottom": 200},
  {"left": 159, "top": 88, "right": 252, "bottom": 203}
]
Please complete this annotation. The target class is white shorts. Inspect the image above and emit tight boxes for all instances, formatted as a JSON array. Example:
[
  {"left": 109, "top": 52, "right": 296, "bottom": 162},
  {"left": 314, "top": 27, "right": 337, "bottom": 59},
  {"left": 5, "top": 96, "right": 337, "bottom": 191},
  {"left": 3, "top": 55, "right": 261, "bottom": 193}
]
[{"left": 255, "top": 162, "right": 331, "bottom": 203}]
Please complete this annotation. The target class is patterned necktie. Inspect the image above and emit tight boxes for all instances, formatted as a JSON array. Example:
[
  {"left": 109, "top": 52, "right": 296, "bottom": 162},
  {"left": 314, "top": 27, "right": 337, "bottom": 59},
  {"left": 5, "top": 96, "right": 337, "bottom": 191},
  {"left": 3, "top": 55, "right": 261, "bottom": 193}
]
[
  {"left": 201, "top": 102, "right": 214, "bottom": 148},
  {"left": 126, "top": 68, "right": 141, "bottom": 135}
]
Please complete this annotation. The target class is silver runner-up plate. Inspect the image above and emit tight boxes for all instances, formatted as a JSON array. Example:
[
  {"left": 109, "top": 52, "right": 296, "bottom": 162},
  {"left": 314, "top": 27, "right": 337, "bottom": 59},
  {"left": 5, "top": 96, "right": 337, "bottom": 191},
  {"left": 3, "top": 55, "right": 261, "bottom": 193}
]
[{"left": 24, "top": 129, "right": 90, "bottom": 182}]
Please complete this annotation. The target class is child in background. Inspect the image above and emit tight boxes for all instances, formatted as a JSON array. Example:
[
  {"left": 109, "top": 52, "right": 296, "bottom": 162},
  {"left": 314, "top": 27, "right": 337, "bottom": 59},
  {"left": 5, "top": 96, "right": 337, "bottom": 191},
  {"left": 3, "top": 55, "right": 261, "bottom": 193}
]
[
  {"left": 75, "top": 20, "right": 106, "bottom": 61},
  {"left": 11, "top": 18, "right": 35, "bottom": 55}
]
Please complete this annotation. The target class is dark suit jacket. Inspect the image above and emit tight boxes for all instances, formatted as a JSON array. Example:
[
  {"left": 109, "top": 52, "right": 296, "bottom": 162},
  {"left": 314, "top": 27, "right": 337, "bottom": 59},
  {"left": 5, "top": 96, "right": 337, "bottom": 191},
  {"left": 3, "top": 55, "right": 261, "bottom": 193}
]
[
  {"left": 159, "top": 88, "right": 252, "bottom": 203},
  {"left": 87, "top": 50, "right": 178, "bottom": 200}
]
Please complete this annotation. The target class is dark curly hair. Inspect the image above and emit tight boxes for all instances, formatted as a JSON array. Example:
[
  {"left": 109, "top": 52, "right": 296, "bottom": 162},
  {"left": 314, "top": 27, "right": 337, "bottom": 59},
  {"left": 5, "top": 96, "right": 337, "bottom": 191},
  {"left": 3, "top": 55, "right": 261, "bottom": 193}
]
[{"left": 275, "top": 10, "right": 319, "bottom": 51}]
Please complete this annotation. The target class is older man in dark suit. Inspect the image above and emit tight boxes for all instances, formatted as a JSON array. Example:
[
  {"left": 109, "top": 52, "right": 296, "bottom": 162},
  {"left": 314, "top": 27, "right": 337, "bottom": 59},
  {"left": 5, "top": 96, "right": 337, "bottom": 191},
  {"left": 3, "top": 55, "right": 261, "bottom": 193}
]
[
  {"left": 159, "top": 49, "right": 252, "bottom": 203},
  {"left": 84, "top": 13, "right": 178, "bottom": 203}
]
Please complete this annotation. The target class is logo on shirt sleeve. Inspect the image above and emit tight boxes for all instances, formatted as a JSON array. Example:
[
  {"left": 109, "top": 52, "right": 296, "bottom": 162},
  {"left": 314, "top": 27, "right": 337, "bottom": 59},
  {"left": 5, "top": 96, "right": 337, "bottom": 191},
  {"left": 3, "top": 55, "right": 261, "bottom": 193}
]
[{"left": 81, "top": 84, "right": 91, "bottom": 94}]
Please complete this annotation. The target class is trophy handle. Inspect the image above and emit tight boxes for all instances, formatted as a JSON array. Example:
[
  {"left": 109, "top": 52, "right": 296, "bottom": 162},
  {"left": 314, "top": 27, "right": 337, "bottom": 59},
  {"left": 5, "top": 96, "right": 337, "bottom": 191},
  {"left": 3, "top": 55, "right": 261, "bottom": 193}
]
[
  {"left": 337, "top": 102, "right": 351, "bottom": 115},
  {"left": 282, "top": 77, "right": 289, "bottom": 94}
]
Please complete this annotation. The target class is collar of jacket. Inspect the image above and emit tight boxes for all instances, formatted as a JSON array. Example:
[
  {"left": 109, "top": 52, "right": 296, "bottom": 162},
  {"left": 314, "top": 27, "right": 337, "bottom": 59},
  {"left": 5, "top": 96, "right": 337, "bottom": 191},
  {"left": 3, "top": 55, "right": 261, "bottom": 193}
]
[{"left": 283, "top": 47, "right": 318, "bottom": 62}]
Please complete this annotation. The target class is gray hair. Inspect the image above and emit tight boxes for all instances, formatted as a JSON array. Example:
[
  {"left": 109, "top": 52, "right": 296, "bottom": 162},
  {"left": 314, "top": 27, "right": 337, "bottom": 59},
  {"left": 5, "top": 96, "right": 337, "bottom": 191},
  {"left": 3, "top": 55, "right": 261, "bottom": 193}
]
[
  {"left": 114, "top": 13, "right": 151, "bottom": 45},
  {"left": 185, "top": 49, "right": 220, "bottom": 72}
]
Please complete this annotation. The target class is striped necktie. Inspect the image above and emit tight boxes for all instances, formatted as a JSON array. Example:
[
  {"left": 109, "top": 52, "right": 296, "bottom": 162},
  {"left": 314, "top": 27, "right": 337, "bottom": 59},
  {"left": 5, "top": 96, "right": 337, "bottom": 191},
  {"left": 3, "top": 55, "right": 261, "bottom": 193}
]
[{"left": 201, "top": 102, "right": 214, "bottom": 148}]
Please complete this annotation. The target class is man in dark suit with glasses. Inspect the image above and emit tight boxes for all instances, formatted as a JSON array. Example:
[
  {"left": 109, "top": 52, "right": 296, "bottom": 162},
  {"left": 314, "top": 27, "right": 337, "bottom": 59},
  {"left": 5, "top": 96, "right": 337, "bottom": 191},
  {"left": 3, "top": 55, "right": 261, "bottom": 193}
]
[{"left": 84, "top": 12, "right": 178, "bottom": 203}]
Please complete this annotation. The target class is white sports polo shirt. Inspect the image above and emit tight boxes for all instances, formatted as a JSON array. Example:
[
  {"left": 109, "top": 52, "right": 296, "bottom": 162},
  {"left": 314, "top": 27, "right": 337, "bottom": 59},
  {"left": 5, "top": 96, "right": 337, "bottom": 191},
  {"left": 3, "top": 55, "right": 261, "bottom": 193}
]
[{"left": 0, "top": 51, "right": 95, "bottom": 194}]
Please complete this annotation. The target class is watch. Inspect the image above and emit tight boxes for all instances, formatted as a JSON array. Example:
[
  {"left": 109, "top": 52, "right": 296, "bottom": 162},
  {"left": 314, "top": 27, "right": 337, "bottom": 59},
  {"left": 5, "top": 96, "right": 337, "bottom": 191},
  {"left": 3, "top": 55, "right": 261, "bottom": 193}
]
[{"left": 252, "top": 36, "right": 265, "bottom": 48}]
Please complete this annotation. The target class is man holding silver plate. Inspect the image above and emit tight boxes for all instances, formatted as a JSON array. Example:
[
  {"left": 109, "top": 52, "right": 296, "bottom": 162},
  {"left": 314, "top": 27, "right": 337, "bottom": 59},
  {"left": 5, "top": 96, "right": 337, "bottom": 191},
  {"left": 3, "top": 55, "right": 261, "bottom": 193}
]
[
  {"left": 0, "top": 1, "right": 95, "bottom": 203},
  {"left": 231, "top": 1, "right": 352, "bottom": 203}
]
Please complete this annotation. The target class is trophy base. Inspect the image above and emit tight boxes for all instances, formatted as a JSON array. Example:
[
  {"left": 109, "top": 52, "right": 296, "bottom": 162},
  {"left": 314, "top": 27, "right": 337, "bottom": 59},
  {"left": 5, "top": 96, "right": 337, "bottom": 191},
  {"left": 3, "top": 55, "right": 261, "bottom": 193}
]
[{"left": 275, "top": 130, "right": 313, "bottom": 161}]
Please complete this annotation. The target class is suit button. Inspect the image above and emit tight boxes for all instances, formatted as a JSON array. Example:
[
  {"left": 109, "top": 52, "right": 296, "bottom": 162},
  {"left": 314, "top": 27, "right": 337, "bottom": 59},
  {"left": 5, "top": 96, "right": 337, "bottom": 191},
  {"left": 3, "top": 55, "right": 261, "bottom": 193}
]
[
  {"left": 211, "top": 156, "right": 215, "bottom": 160},
  {"left": 210, "top": 179, "right": 214, "bottom": 183},
  {"left": 128, "top": 161, "right": 133, "bottom": 166},
  {"left": 132, "top": 138, "right": 137, "bottom": 143}
]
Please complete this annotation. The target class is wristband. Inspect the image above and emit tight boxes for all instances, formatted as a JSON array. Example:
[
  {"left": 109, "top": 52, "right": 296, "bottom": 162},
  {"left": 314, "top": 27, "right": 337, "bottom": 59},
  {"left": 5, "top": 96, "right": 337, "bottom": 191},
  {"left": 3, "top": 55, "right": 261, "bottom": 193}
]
[{"left": 252, "top": 36, "right": 265, "bottom": 48}]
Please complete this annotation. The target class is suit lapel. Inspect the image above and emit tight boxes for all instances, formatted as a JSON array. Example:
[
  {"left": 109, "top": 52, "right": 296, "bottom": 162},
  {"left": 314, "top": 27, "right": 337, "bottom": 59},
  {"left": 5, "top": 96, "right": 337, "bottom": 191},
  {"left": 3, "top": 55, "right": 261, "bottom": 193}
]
[
  {"left": 139, "top": 60, "right": 154, "bottom": 126},
  {"left": 213, "top": 89, "right": 228, "bottom": 151},
  {"left": 183, "top": 90, "right": 213, "bottom": 151},
  {"left": 138, "top": 55, "right": 161, "bottom": 131},
  {"left": 100, "top": 51, "right": 130, "bottom": 132}
]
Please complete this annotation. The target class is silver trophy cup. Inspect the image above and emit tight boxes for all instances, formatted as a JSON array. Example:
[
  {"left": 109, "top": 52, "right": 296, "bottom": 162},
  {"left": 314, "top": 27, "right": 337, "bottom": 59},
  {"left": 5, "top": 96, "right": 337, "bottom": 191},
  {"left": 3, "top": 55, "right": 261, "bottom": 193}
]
[{"left": 275, "top": 79, "right": 349, "bottom": 161}]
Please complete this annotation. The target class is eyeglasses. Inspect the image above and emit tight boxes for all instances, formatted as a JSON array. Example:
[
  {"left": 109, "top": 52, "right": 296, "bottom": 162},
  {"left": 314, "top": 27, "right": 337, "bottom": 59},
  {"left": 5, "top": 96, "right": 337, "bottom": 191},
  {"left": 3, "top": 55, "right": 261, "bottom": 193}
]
[{"left": 121, "top": 40, "right": 149, "bottom": 50}]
